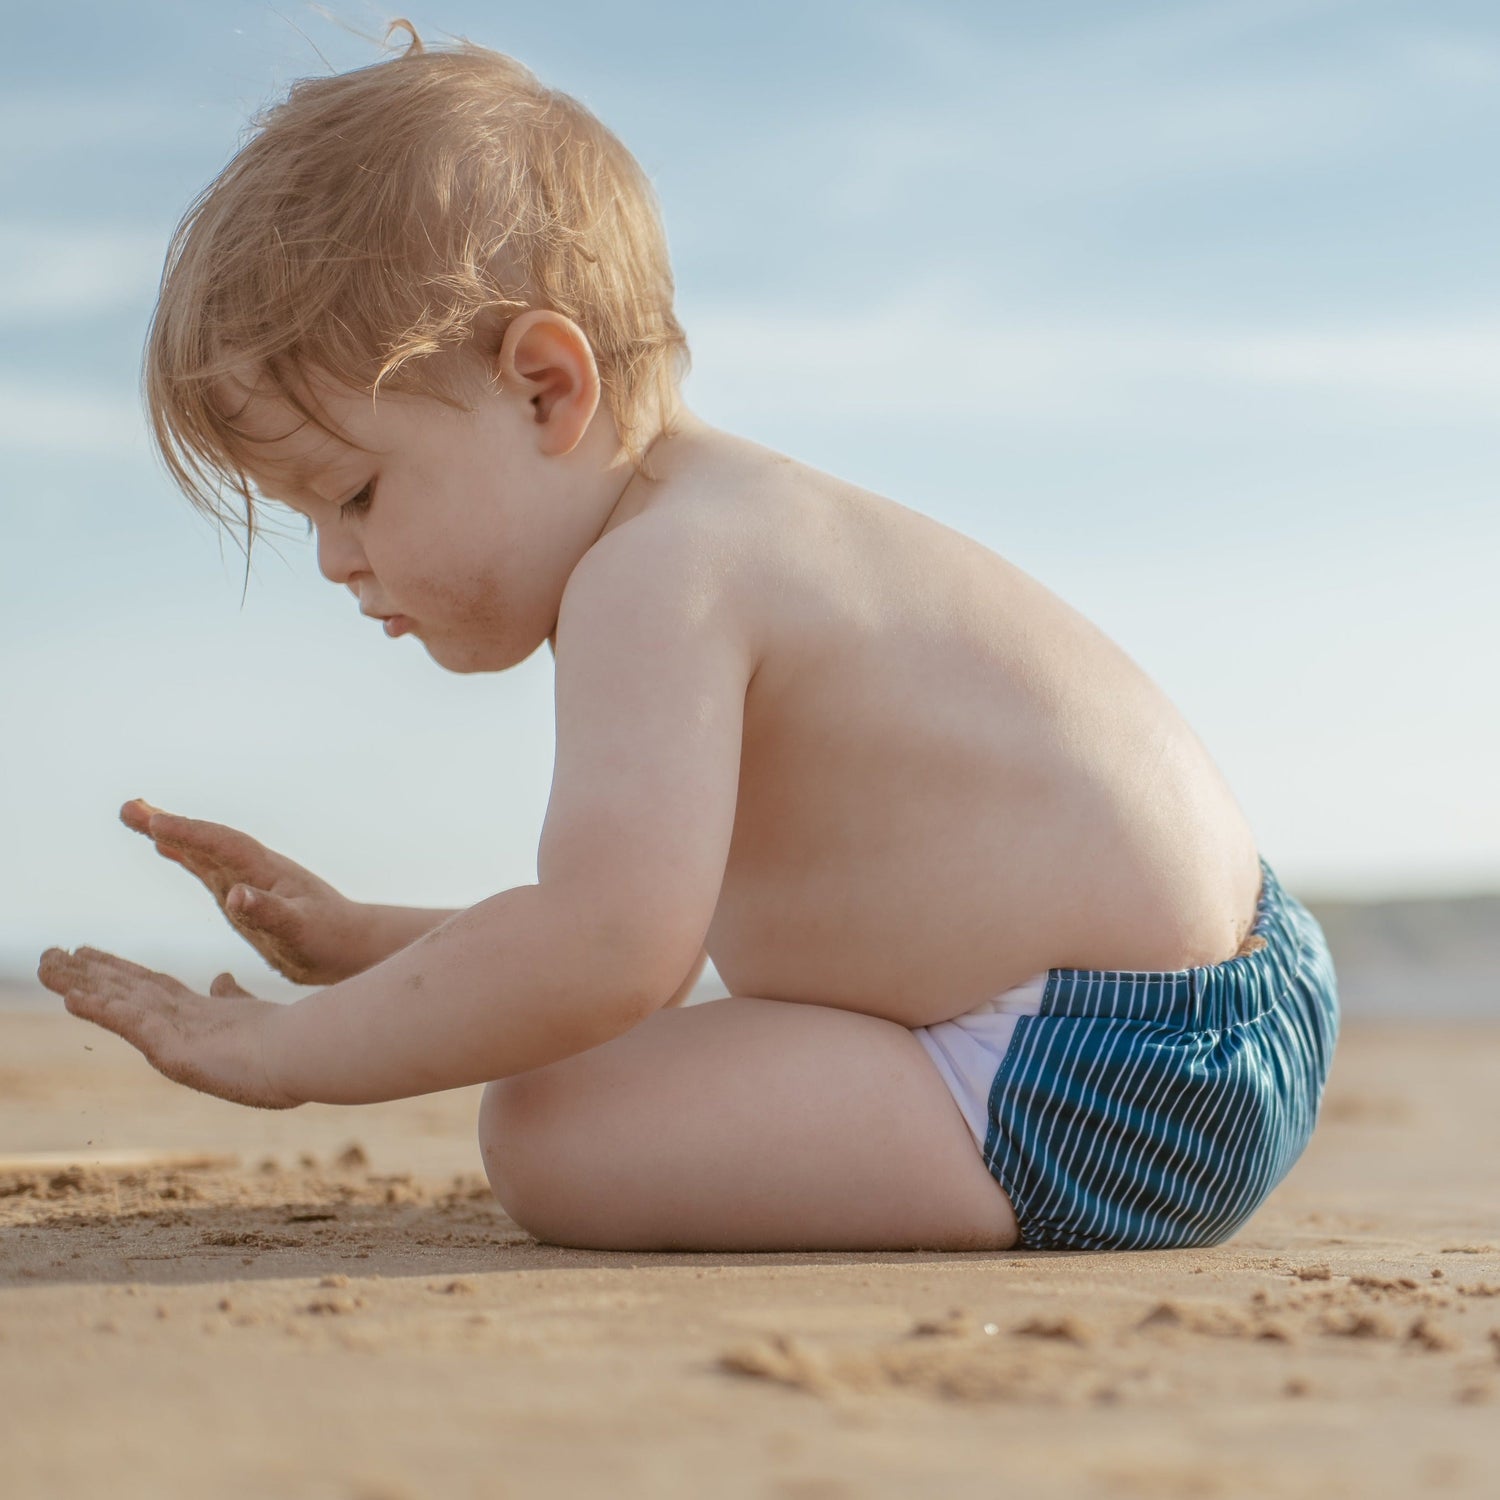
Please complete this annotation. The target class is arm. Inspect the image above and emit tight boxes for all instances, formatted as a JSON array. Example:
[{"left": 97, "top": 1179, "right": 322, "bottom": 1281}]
[
  {"left": 45, "top": 521, "right": 750, "bottom": 1108},
  {"left": 358, "top": 903, "right": 464, "bottom": 965},
  {"left": 269, "top": 526, "right": 748, "bottom": 1103},
  {"left": 663, "top": 947, "right": 710, "bottom": 1009},
  {"left": 119, "top": 799, "right": 461, "bottom": 985},
  {"left": 266, "top": 880, "right": 662, "bottom": 1103}
]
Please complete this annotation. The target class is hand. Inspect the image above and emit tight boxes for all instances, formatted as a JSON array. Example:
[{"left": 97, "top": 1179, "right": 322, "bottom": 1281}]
[
  {"left": 121, "top": 798, "right": 376, "bottom": 986},
  {"left": 36, "top": 946, "right": 301, "bottom": 1109}
]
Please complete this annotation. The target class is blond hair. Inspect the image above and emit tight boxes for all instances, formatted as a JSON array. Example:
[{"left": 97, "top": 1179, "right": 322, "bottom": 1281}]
[{"left": 143, "top": 22, "right": 690, "bottom": 554}]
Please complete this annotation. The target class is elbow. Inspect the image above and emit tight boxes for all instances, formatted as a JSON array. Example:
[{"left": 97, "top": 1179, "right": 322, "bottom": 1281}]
[
  {"left": 614, "top": 956, "right": 691, "bottom": 1025},
  {"left": 595, "top": 941, "right": 703, "bottom": 1027},
  {"left": 541, "top": 882, "right": 706, "bottom": 1026},
  {"left": 656, "top": 946, "right": 710, "bottom": 1010},
  {"left": 616, "top": 928, "right": 712, "bottom": 1018},
  {"left": 566, "top": 930, "right": 681, "bottom": 1033}
]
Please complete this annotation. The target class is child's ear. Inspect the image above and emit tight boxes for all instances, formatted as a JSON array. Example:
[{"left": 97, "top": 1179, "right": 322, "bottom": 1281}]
[{"left": 495, "top": 310, "right": 602, "bottom": 457}]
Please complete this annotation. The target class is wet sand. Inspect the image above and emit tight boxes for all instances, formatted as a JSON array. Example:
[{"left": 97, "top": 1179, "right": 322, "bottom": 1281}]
[{"left": 2, "top": 1000, "right": 1498, "bottom": 1499}]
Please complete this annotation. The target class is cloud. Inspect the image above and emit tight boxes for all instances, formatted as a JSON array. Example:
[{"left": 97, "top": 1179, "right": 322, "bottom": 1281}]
[
  {"left": 0, "top": 224, "right": 165, "bottom": 324},
  {"left": 1217, "top": 324, "right": 1500, "bottom": 398},
  {"left": 0, "top": 91, "right": 217, "bottom": 165},
  {"left": 683, "top": 287, "right": 1500, "bottom": 425},
  {"left": 0, "top": 379, "right": 145, "bottom": 456},
  {"left": 868, "top": 0, "right": 1362, "bottom": 84},
  {"left": 1384, "top": 27, "right": 1500, "bottom": 86},
  {"left": 744, "top": 1, "right": 1500, "bottom": 223}
]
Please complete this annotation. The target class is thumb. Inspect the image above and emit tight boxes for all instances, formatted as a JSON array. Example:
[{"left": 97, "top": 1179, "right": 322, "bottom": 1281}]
[
  {"left": 226, "top": 884, "right": 268, "bottom": 924},
  {"left": 209, "top": 971, "right": 255, "bottom": 1000},
  {"left": 227, "top": 885, "right": 298, "bottom": 941}
]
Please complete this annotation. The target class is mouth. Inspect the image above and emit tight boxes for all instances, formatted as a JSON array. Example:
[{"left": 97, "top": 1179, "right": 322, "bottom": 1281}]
[{"left": 362, "top": 609, "right": 413, "bottom": 638}]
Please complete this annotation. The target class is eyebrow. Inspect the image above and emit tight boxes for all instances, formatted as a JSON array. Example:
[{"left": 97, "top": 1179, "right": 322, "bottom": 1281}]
[{"left": 254, "top": 459, "right": 334, "bottom": 507}]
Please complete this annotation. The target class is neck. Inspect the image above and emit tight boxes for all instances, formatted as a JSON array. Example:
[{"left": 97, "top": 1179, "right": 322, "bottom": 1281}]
[
  {"left": 593, "top": 399, "right": 708, "bottom": 545},
  {"left": 545, "top": 400, "right": 706, "bottom": 656}
]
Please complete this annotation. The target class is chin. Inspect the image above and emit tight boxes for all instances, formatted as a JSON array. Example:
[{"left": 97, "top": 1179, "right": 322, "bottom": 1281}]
[{"left": 422, "top": 632, "right": 537, "bottom": 675}]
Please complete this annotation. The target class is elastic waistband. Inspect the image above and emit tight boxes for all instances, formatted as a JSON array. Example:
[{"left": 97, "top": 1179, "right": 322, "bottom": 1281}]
[{"left": 1039, "top": 857, "right": 1312, "bottom": 1031}]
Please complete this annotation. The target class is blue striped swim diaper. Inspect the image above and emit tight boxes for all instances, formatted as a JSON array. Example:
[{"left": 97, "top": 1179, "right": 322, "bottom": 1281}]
[{"left": 912, "top": 857, "right": 1339, "bottom": 1251}]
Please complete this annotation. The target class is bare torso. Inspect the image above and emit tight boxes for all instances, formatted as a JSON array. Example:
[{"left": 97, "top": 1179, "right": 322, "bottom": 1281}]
[{"left": 609, "top": 419, "right": 1264, "bottom": 1029}]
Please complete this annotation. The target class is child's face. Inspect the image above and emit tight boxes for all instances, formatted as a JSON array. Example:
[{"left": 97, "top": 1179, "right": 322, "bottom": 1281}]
[{"left": 223, "top": 343, "right": 626, "bottom": 673}]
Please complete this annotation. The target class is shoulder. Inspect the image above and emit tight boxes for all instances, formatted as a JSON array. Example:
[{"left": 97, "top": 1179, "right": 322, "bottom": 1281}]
[{"left": 559, "top": 497, "right": 757, "bottom": 651}]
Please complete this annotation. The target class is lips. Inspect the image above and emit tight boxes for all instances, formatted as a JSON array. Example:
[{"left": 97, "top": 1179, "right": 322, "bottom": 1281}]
[{"left": 361, "top": 608, "right": 413, "bottom": 637}]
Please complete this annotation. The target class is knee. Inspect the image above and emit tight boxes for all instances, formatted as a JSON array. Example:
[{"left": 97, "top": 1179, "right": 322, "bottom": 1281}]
[{"left": 476, "top": 1072, "right": 573, "bottom": 1237}]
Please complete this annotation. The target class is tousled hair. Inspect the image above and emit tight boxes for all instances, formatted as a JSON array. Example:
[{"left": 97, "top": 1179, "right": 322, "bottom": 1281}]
[{"left": 143, "top": 21, "right": 690, "bottom": 559}]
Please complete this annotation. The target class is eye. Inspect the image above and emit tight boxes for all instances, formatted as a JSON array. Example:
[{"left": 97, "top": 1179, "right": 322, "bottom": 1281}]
[{"left": 339, "top": 482, "right": 374, "bottom": 520}]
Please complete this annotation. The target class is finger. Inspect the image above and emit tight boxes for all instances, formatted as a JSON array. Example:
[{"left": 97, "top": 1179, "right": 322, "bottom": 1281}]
[
  {"left": 71, "top": 949, "right": 193, "bottom": 1016},
  {"left": 63, "top": 983, "right": 151, "bottom": 1047},
  {"left": 209, "top": 971, "right": 255, "bottom": 1000},
  {"left": 63, "top": 969, "right": 128, "bottom": 1015},
  {"left": 223, "top": 888, "right": 309, "bottom": 980},
  {"left": 226, "top": 883, "right": 258, "bottom": 922},
  {"left": 120, "top": 798, "right": 168, "bottom": 835},
  {"left": 122, "top": 803, "right": 211, "bottom": 876},
  {"left": 37, "top": 947, "right": 84, "bottom": 993},
  {"left": 62, "top": 984, "right": 112, "bottom": 1025},
  {"left": 150, "top": 818, "right": 274, "bottom": 898},
  {"left": 74, "top": 945, "right": 167, "bottom": 984},
  {"left": 148, "top": 812, "right": 267, "bottom": 864},
  {"left": 37, "top": 947, "right": 128, "bottom": 992},
  {"left": 226, "top": 884, "right": 296, "bottom": 936},
  {"left": 150, "top": 831, "right": 234, "bottom": 894},
  {"left": 52, "top": 951, "right": 133, "bottom": 1014}
]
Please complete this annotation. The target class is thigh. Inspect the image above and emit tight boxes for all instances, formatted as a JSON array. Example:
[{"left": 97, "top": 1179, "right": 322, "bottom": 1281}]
[{"left": 478, "top": 996, "right": 1020, "bottom": 1253}]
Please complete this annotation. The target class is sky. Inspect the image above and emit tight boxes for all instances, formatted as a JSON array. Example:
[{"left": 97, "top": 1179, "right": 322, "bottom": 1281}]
[{"left": 3, "top": 0, "right": 1498, "bottom": 982}]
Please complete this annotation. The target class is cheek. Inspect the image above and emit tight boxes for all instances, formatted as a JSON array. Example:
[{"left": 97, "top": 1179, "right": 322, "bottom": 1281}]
[{"left": 408, "top": 557, "right": 510, "bottom": 619}]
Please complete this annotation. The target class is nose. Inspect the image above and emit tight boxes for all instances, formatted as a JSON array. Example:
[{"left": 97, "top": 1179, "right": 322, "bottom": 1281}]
[{"left": 313, "top": 521, "right": 367, "bottom": 588}]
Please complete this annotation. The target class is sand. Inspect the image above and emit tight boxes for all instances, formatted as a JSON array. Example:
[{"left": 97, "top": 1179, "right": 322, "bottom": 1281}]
[{"left": 2, "top": 1002, "right": 1498, "bottom": 1500}]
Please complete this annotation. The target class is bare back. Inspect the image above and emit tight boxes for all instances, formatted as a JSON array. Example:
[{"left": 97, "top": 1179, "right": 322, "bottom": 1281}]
[{"left": 608, "top": 422, "right": 1264, "bottom": 1030}]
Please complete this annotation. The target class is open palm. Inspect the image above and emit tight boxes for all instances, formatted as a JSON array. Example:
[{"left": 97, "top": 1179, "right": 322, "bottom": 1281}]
[{"left": 121, "top": 798, "right": 374, "bottom": 985}]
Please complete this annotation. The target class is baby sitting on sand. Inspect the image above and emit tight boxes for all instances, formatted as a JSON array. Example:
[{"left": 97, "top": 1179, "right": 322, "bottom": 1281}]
[{"left": 38, "top": 28, "right": 1338, "bottom": 1254}]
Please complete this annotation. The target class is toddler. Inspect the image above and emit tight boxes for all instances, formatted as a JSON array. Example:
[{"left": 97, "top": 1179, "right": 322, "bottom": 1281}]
[{"left": 38, "top": 29, "right": 1338, "bottom": 1254}]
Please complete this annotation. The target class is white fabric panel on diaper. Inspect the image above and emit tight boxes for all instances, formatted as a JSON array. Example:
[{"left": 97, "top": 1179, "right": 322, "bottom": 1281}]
[{"left": 911, "top": 972, "right": 1049, "bottom": 1152}]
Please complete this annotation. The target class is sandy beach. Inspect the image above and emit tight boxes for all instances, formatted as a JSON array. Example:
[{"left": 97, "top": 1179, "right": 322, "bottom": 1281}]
[{"left": 2, "top": 994, "right": 1497, "bottom": 1499}]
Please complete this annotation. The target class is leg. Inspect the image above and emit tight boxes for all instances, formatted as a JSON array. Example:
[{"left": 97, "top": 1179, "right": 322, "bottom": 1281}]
[{"left": 477, "top": 996, "right": 1020, "bottom": 1252}]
